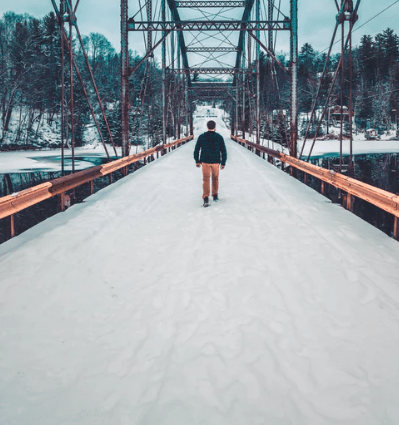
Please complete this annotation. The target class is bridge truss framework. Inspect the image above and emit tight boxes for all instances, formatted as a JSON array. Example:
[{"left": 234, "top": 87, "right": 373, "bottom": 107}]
[
  {"left": 121, "top": 0, "right": 298, "bottom": 158},
  {"left": 49, "top": 0, "right": 359, "bottom": 177}
]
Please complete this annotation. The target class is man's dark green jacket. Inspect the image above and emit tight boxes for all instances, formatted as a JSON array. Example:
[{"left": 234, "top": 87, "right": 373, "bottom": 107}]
[{"left": 194, "top": 131, "right": 227, "bottom": 166}]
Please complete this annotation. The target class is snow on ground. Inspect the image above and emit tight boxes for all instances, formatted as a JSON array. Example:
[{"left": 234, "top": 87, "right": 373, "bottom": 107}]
[
  {"left": 0, "top": 144, "right": 120, "bottom": 174},
  {"left": 230, "top": 131, "right": 399, "bottom": 160},
  {"left": 299, "top": 137, "right": 399, "bottom": 159},
  {"left": 0, "top": 136, "right": 185, "bottom": 174},
  {"left": 1, "top": 107, "right": 399, "bottom": 425}
]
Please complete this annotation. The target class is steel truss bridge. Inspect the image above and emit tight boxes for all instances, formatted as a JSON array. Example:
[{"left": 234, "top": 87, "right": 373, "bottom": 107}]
[
  {"left": 48, "top": 0, "right": 359, "bottom": 172},
  {"left": 0, "top": 1, "right": 398, "bottom": 249},
  {"left": 22, "top": 0, "right": 397, "bottom": 245},
  {"left": 121, "top": 0, "right": 298, "bottom": 159}
]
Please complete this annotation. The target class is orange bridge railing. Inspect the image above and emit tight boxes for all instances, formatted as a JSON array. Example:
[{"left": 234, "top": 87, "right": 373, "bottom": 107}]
[
  {"left": 231, "top": 135, "right": 399, "bottom": 241},
  {"left": 0, "top": 136, "right": 193, "bottom": 239}
]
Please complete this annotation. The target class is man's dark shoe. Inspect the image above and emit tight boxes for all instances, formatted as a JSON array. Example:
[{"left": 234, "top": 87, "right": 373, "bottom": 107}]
[
  {"left": 213, "top": 194, "right": 219, "bottom": 202},
  {"left": 203, "top": 197, "right": 210, "bottom": 207}
]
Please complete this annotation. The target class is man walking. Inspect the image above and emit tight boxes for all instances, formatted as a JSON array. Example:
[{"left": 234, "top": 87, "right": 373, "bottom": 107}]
[{"left": 194, "top": 120, "right": 227, "bottom": 207}]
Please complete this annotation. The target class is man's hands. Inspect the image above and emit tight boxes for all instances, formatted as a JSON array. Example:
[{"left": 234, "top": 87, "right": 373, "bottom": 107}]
[{"left": 196, "top": 163, "right": 225, "bottom": 169}]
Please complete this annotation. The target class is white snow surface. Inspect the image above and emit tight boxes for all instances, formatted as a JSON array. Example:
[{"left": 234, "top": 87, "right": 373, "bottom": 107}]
[
  {"left": 299, "top": 138, "right": 399, "bottom": 159},
  {"left": 1, "top": 107, "right": 399, "bottom": 425},
  {"left": 0, "top": 145, "right": 123, "bottom": 174}
]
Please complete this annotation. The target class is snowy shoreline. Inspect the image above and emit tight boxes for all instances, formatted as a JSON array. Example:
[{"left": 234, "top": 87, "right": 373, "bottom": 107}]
[{"left": 1, "top": 137, "right": 399, "bottom": 174}]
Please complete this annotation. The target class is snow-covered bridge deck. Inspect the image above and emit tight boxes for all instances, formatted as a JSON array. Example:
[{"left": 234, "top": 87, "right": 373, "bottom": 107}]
[{"left": 1, "top": 116, "right": 399, "bottom": 424}]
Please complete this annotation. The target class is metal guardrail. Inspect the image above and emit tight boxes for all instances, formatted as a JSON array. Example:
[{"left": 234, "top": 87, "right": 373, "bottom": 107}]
[
  {"left": 0, "top": 136, "right": 193, "bottom": 238},
  {"left": 231, "top": 135, "right": 399, "bottom": 240}
]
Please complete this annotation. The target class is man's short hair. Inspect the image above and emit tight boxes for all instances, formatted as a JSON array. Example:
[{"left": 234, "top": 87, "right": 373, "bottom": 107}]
[{"left": 207, "top": 120, "right": 216, "bottom": 130}]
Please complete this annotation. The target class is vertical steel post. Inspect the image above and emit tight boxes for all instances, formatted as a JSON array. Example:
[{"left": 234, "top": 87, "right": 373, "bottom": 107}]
[
  {"left": 189, "top": 103, "right": 194, "bottom": 136},
  {"left": 242, "top": 45, "right": 246, "bottom": 137},
  {"left": 162, "top": 0, "right": 167, "bottom": 144},
  {"left": 147, "top": 0, "right": 152, "bottom": 54},
  {"left": 248, "top": 34, "right": 252, "bottom": 139},
  {"left": 290, "top": 0, "right": 298, "bottom": 159},
  {"left": 60, "top": 0, "right": 66, "bottom": 175},
  {"left": 171, "top": 31, "right": 176, "bottom": 139},
  {"left": 235, "top": 80, "right": 239, "bottom": 137},
  {"left": 268, "top": 0, "right": 274, "bottom": 159},
  {"left": 231, "top": 96, "right": 235, "bottom": 136},
  {"left": 69, "top": 2, "right": 75, "bottom": 172},
  {"left": 121, "top": 0, "right": 129, "bottom": 157},
  {"left": 339, "top": 7, "right": 345, "bottom": 173},
  {"left": 146, "top": 0, "right": 153, "bottom": 150},
  {"left": 177, "top": 35, "right": 181, "bottom": 139},
  {"left": 348, "top": 2, "right": 354, "bottom": 176},
  {"left": 185, "top": 72, "right": 189, "bottom": 136},
  {"left": 256, "top": 0, "right": 261, "bottom": 147},
  {"left": 268, "top": 0, "right": 273, "bottom": 52}
]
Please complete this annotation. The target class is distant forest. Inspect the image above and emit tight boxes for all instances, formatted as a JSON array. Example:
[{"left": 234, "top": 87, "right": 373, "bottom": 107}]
[{"left": 0, "top": 11, "right": 398, "bottom": 149}]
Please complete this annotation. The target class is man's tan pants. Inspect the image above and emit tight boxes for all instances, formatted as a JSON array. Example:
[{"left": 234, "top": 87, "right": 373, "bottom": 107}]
[{"left": 202, "top": 163, "right": 220, "bottom": 199}]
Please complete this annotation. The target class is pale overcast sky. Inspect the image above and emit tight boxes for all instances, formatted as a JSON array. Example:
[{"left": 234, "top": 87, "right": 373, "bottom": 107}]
[{"left": 1, "top": 0, "right": 398, "bottom": 55}]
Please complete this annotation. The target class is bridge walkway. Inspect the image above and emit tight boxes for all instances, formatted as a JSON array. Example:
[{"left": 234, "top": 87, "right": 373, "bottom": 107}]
[{"left": 1, "top": 116, "right": 399, "bottom": 424}]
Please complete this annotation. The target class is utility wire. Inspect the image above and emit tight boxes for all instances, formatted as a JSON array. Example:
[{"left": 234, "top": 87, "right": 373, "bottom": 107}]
[
  {"left": 320, "top": 0, "right": 399, "bottom": 54},
  {"left": 351, "top": 0, "right": 399, "bottom": 36}
]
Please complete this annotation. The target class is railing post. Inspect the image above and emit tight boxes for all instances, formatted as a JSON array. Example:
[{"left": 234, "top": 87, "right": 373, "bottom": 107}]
[
  {"left": 109, "top": 173, "right": 113, "bottom": 184},
  {"left": 89, "top": 180, "right": 94, "bottom": 195},
  {"left": 10, "top": 214, "right": 15, "bottom": 238},
  {"left": 60, "top": 192, "right": 66, "bottom": 212},
  {"left": 347, "top": 193, "right": 354, "bottom": 212},
  {"left": 321, "top": 181, "right": 326, "bottom": 196}
]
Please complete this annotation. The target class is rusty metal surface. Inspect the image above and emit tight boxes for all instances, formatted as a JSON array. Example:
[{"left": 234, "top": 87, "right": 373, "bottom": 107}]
[
  {"left": 0, "top": 136, "right": 193, "bottom": 221},
  {"left": 128, "top": 20, "right": 292, "bottom": 31},
  {"left": 121, "top": 0, "right": 129, "bottom": 157}
]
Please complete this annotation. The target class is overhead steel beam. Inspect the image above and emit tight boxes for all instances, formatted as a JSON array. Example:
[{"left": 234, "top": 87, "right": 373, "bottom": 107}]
[
  {"left": 191, "top": 90, "right": 233, "bottom": 97},
  {"left": 167, "top": 67, "right": 252, "bottom": 74},
  {"left": 128, "top": 20, "right": 291, "bottom": 31},
  {"left": 176, "top": 1, "right": 245, "bottom": 6},
  {"left": 191, "top": 83, "right": 232, "bottom": 89},
  {"left": 185, "top": 47, "right": 239, "bottom": 52}
]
